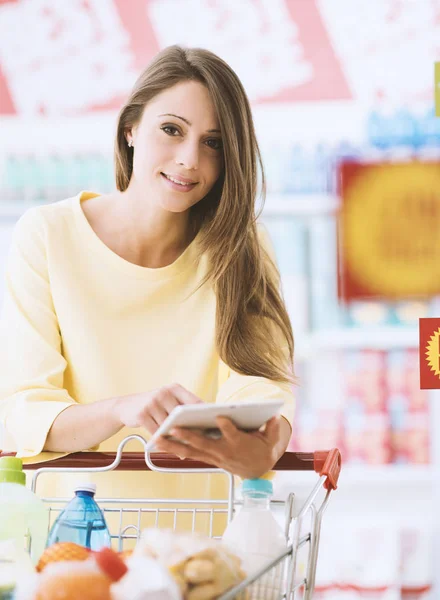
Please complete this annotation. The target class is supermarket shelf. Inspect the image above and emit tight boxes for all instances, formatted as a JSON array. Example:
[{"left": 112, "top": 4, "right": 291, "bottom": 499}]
[
  {"left": 0, "top": 202, "right": 38, "bottom": 219},
  {"left": 262, "top": 193, "right": 340, "bottom": 216},
  {"left": 273, "top": 464, "right": 434, "bottom": 495},
  {"left": 0, "top": 195, "right": 341, "bottom": 220},
  {"left": 339, "top": 464, "right": 434, "bottom": 486},
  {"left": 298, "top": 327, "right": 419, "bottom": 356}
]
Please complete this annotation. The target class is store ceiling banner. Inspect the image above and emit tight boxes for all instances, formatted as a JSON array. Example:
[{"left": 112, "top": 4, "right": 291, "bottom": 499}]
[
  {"left": 0, "top": 0, "right": 349, "bottom": 116},
  {"left": 436, "top": 62, "right": 440, "bottom": 117},
  {"left": 338, "top": 161, "right": 440, "bottom": 301},
  {"left": 419, "top": 318, "right": 440, "bottom": 390}
]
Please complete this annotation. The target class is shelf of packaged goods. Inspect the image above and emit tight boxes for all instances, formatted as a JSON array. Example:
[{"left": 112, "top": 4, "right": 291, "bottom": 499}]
[
  {"left": 262, "top": 193, "right": 340, "bottom": 216},
  {"left": 0, "top": 202, "right": 38, "bottom": 219},
  {"left": 0, "top": 195, "right": 341, "bottom": 220},
  {"left": 296, "top": 328, "right": 419, "bottom": 357},
  {"left": 273, "top": 464, "right": 433, "bottom": 496}
]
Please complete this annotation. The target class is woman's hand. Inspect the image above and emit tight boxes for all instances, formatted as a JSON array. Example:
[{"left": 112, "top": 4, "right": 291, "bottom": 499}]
[
  {"left": 112, "top": 383, "right": 203, "bottom": 434},
  {"left": 44, "top": 383, "right": 203, "bottom": 453},
  {"left": 154, "top": 415, "right": 291, "bottom": 479}
]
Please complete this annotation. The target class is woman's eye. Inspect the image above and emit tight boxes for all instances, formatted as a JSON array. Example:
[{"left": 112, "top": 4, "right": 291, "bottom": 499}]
[
  {"left": 161, "top": 125, "right": 180, "bottom": 136},
  {"left": 205, "top": 138, "right": 223, "bottom": 151}
]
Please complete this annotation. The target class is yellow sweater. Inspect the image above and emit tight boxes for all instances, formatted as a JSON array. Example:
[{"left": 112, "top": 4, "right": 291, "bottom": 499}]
[{"left": 0, "top": 191, "right": 294, "bottom": 513}]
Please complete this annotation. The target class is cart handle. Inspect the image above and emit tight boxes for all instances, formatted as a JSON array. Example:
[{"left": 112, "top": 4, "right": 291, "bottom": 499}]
[{"left": 0, "top": 449, "right": 341, "bottom": 489}]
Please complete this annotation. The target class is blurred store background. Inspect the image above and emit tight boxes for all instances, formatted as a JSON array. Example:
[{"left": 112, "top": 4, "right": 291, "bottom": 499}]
[{"left": 0, "top": 0, "right": 439, "bottom": 598}]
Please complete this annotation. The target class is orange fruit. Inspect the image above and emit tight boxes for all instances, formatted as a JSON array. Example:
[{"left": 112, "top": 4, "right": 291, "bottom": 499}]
[
  {"left": 36, "top": 564, "right": 112, "bottom": 600},
  {"left": 36, "top": 542, "right": 91, "bottom": 572}
]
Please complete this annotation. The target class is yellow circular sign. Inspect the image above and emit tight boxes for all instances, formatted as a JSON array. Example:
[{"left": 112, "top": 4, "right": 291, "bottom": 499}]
[
  {"left": 343, "top": 163, "right": 440, "bottom": 297},
  {"left": 426, "top": 327, "right": 440, "bottom": 381}
]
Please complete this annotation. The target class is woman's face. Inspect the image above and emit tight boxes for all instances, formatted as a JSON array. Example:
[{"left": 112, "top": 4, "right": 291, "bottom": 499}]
[{"left": 128, "top": 80, "right": 223, "bottom": 213}]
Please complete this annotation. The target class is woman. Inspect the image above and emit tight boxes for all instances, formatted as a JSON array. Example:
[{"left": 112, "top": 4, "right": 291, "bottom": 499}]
[{"left": 0, "top": 46, "right": 295, "bottom": 520}]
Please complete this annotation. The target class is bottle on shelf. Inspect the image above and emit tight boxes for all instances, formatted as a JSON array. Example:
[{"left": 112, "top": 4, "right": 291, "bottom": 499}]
[
  {"left": 3, "top": 155, "right": 22, "bottom": 203},
  {"left": 284, "top": 143, "right": 309, "bottom": 194},
  {"left": 43, "top": 154, "right": 65, "bottom": 203},
  {"left": 389, "top": 107, "right": 416, "bottom": 151},
  {"left": 222, "top": 479, "right": 287, "bottom": 598},
  {"left": 22, "top": 154, "right": 43, "bottom": 203},
  {"left": 344, "top": 301, "right": 393, "bottom": 328},
  {"left": 331, "top": 140, "right": 363, "bottom": 194},
  {"left": 311, "top": 143, "right": 332, "bottom": 194},
  {"left": 96, "top": 153, "right": 114, "bottom": 193},
  {"left": 263, "top": 216, "right": 309, "bottom": 337},
  {"left": 309, "top": 216, "right": 341, "bottom": 330},
  {"left": 68, "top": 154, "right": 88, "bottom": 196},
  {"left": 46, "top": 483, "right": 111, "bottom": 551},
  {"left": 417, "top": 108, "right": 440, "bottom": 149},
  {"left": 366, "top": 89, "right": 393, "bottom": 151}
]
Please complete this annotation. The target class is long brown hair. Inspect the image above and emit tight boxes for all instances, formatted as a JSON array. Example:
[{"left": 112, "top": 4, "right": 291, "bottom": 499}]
[{"left": 115, "top": 46, "right": 295, "bottom": 384}]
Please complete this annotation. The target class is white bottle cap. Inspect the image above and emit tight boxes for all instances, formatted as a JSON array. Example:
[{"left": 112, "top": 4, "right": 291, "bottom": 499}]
[{"left": 74, "top": 482, "right": 97, "bottom": 494}]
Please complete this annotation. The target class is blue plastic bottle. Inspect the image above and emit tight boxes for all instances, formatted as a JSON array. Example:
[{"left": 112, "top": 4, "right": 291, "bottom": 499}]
[
  {"left": 312, "top": 143, "right": 332, "bottom": 193},
  {"left": 46, "top": 483, "right": 111, "bottom": 551},
  {"left": 284, "top": 143, "right": 307, "bottom": 194}
]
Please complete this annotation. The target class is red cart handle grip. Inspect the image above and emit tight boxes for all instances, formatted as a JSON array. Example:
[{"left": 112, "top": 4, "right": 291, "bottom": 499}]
[{"left": 313, "top": 448, "right": 342, "bottom": 490}]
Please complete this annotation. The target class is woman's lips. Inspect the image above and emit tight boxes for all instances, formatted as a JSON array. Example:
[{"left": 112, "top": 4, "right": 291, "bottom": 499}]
[{"left": 160, "top": 172, "right": 198, "bottom": 192}]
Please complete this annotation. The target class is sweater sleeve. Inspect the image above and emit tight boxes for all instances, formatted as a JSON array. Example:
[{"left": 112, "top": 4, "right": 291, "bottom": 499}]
[
  {"left": 215, "top": 223, "right": 295, "bottom": 429},
  {"left": 216, "top": 366, "right": 295, "bottom": 428},
  {"left": 0, "top": 208, "right": 76, "bottom": 463}
]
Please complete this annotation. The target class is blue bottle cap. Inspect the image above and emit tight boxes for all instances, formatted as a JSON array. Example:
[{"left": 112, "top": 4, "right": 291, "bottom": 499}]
[{"left": 242, "top": 479, "right": 273, "bottom": 495}]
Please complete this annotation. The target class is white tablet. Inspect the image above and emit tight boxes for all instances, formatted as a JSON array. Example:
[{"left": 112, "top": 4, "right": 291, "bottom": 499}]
[{"left": 146, "top": 400, "right": 284, "bottom": 451}]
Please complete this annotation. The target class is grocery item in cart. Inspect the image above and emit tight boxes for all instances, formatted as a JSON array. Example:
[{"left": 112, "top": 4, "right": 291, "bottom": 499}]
[
  {"left": 46, "top": 483, "right": 111, "bottom": 551},
  {"left": 0, "top": 457, "right": 49, "bottom": 565},
  {"left": 15, "top": 547, "right": 129, "bottom": 600},
  {"left": 133, "top": 528, "right": 246, "bottom": 599},
  {"left": 111, "top": 554, "right": 181, "bottom": 600},
  {"left": 222, "top": 478, "right": 286, "bottom": 595},
  {"left": 36, "top": 542, "right": 91, "bottom": 572},
  {"left": 0, "top": 540, "right": 34, "bottom": 600},
  {"left": 15, "top": 559, "right": 113, "bottom": 600}
]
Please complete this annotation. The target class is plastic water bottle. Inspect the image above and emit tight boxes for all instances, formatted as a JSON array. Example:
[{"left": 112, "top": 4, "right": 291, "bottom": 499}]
[
  {"left": 222, "top": 479, "right": 286, "bottom": 598},
  {"left": 417, "top": 108, "right": 440, "bottom": 148},
  {"left": 46, "top": 483, "right": 111, "bottom": 551},
  {"left": 390, "top": 108, "right": 416, "bottom": 148},
  {"left": 0, "top": 457, "right": 49, "bottom": 566},
  {"left": 284, "top": 144, "right": 307, "bottom": 193},
  {"left": 312, "top": 143, "right": 332, "bottom": 193},
  {"left": 366, "top": 90, "right": 392, "bottom": 150}
]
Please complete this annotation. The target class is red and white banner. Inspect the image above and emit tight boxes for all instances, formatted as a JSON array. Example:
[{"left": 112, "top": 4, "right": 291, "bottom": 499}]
[{"left": 1, "top": 0, "right": 438, "bottom": 116}]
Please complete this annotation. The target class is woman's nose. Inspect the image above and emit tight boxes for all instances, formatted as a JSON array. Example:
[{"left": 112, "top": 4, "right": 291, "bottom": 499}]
[{"left": 175, "top": 141, "right": 199, "bottom": 170}]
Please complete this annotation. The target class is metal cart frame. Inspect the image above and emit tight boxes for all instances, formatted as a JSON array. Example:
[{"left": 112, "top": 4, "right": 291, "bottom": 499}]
[{"left": 3, "top": 435, "right": 341, "bottom": 599}]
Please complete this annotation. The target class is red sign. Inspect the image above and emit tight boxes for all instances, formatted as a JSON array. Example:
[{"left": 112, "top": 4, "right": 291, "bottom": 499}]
[
  {"left": 338, "top": 161, "right": 440, "bottom": 301},
  {"left": 419, "top": 318, "right": 440, "bottom": 389},
  {"left": 0, "top": 0, "right": 351, "bottom": 116}
]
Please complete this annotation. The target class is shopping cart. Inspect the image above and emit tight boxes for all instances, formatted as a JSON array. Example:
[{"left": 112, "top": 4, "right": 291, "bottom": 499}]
[{"left": 5, "top": 434, "right": 341, "bottom": 599}]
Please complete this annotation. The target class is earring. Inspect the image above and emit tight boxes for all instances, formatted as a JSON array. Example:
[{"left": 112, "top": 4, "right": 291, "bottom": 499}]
[{"left": 128, "top": 139, "right": 133, "bottom": 148}]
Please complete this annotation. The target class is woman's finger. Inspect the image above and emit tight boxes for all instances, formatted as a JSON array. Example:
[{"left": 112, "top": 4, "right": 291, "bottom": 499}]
[
  {"left": 170, "top": 428, "right": 219, "bottom": 453},
  {"left": 149, "top": 399, "right": 169, "bottom": 426},
  {"left": 263, "top": 416, "right": 281, "bottom": 442},
  {"left": 160, "top": 390, "right": 182, "bottom": 414},
  {"left": 215, "top": 417, "right": 240, "bottom": 443},
  {"left": 155, "top": 437, "right": 214, "bottom": 464},
  {"left": 141, "top": 414, "right": 160, "bottom": 434},
  {"left": 169, "top": 383, "right": 203, "bottom": 405}
]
